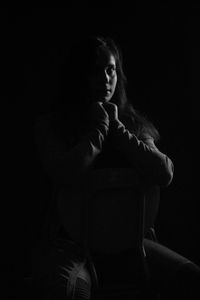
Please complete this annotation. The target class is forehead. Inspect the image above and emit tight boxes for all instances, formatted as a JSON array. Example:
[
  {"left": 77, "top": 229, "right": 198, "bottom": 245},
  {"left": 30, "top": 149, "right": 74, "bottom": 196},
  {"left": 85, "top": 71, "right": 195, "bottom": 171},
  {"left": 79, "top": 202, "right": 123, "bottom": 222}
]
[{"left": 95, "top": 47, "right": 116, "bottom": 67}]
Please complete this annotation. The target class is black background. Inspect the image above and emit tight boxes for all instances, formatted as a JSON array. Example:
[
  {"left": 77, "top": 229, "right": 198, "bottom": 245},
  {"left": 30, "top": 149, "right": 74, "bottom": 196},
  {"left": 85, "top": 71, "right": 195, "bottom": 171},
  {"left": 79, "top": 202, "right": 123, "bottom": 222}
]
[{"left": 1, "top": 3, "right": 199, "bottom": 289}]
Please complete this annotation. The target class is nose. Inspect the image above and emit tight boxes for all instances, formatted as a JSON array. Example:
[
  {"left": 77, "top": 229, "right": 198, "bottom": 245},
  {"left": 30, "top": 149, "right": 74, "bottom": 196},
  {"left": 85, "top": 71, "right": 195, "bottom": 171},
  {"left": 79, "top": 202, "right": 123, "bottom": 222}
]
[{"left": 101, "top": 69, "right": 110, "bottom": 83}]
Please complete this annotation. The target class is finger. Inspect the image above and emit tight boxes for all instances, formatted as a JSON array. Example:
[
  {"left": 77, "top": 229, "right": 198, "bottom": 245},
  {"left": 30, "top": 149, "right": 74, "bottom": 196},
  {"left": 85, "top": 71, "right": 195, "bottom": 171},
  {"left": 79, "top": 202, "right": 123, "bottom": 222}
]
[{"left": 103, "top": 102, "right": 116, "bottom": 107}]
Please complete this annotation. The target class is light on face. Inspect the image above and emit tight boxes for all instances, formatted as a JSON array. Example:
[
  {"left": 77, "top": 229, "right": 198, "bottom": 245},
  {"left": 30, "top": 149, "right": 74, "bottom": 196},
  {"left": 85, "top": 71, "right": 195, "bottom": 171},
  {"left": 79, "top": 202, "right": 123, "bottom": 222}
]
[{"left": 88, "top": 51, "right": 117, "bottom": 102}]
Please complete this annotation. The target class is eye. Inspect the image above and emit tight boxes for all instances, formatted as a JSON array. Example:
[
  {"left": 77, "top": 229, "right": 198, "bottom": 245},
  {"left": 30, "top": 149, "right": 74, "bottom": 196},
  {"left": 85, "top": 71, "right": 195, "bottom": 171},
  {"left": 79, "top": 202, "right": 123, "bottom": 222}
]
[{"left": 106, "top": 65, "right": 116, "bottom": 76}]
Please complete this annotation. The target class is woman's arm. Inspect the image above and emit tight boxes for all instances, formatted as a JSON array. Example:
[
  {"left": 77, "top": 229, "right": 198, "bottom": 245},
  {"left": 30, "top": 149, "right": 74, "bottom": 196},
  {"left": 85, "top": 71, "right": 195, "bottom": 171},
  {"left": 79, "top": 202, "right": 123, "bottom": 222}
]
[
  {"left": 113, "top": 122, "right": 173, "bottom": 187},
  {"left": 34, "top": 103, "right": 109, "bottom": 185},
  {"left": 104, "top": 103, "right": 174, "bottom": 187}
]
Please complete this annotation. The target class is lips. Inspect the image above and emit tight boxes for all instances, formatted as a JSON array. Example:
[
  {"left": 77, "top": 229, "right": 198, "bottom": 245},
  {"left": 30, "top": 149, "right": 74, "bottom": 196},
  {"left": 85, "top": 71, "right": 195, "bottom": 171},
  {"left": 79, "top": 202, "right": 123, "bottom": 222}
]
[
  {"left": 93, "top": 86, "right": 112, "bottom": 99},
  {"left": 102, "top": 87, "right": 111, "bottom": 93},
  {"left": 102, "top": 90, "right": 111, "bottom": 97}
]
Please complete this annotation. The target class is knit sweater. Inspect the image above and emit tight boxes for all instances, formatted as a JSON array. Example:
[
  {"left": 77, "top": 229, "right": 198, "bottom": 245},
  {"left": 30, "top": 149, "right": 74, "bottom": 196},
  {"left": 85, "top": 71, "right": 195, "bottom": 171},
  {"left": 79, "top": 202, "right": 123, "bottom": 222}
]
[{"left": 34, "top": 111, "right": 174, "bottom": 253}]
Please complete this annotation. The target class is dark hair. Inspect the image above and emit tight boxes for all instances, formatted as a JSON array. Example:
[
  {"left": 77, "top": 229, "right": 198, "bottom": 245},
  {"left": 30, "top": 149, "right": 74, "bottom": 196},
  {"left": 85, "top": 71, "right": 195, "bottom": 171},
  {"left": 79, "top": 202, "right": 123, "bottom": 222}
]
[{"left": 59, "top": 35, "right": 159, "bottom": 141}]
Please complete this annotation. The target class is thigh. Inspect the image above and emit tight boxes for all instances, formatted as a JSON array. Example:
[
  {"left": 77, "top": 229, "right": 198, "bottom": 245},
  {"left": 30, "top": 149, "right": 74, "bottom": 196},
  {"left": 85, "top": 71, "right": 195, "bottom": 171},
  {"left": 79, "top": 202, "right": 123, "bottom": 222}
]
[
  {"left": 32, "top": 238, "right": 91, "bottom": 300},
  {"left": 144, "top": 238, "right": 199, "bottom": 293}
]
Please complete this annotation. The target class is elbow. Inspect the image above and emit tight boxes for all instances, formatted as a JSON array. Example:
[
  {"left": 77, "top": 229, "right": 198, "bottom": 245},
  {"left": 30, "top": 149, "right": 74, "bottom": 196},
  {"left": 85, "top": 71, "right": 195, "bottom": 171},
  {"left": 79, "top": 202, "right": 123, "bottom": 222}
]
[
  {"left": 159, "top": 168, "right": 173, "bottom": 187},
  {"left": 158, "top": 159, "right": 174, "bottom": 187}
]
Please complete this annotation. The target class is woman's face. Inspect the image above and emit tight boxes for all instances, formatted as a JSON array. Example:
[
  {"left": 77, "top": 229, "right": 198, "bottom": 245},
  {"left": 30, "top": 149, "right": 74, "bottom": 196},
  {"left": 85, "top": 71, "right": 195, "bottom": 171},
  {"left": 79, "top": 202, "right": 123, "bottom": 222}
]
[{"left": 87, "top": 48, "right": 117, "bottom": 103}]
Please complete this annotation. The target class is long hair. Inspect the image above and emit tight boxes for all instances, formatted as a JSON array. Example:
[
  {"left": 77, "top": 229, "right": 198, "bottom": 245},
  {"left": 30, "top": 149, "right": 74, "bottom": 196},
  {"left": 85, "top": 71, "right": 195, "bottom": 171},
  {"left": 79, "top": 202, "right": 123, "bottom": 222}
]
[{"left": 59, "top": 36, "right": 160, "bottom": 141}]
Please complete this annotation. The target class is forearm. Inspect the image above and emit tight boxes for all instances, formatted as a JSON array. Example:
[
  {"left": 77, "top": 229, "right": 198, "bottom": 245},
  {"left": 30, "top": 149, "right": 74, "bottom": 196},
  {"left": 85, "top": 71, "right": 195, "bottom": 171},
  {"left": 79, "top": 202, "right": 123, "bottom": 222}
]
[
  {"left": 111, "top": 120, "right": 174, "bottom": 187},
  {"left": 59, "top": 124, "right": 108, "bottom": 180},
  {"left": 35, "top": 117, "right": 109, "bottom": 185}
]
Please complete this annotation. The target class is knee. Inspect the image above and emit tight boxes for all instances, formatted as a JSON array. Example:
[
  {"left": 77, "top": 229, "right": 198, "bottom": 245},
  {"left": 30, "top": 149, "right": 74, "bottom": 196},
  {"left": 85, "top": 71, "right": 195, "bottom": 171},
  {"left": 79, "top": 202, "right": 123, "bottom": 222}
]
[
  {"left": 176, "top": 261, "right": 200, "bottom": 284},
  {"left": 173, "top": 262, "right": 200, "bottom": 298}
]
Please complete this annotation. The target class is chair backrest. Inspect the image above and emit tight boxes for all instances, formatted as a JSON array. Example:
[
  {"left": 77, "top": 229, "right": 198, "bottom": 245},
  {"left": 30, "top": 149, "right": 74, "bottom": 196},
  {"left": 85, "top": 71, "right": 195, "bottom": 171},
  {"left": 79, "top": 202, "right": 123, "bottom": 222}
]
[{"left": 81, "top": 168, "right": 146, "bottom": 255}]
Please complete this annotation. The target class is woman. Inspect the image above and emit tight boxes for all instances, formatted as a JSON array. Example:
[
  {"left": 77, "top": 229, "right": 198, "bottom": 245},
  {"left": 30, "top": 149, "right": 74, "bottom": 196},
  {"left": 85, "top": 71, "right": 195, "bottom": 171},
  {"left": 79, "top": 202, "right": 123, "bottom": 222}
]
[{"left": 32, "top": 36, "right": 199, "bottom": 299}]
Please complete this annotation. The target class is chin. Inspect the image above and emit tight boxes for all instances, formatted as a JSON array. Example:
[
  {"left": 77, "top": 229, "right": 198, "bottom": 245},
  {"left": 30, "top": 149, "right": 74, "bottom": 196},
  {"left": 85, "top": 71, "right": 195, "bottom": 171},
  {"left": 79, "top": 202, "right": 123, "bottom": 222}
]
[
  {"left": 102, "top": 96, "right": 113, "bottom": 103},
  {"left": 101, "top": 98, "right": 110, "bottom": 103}
]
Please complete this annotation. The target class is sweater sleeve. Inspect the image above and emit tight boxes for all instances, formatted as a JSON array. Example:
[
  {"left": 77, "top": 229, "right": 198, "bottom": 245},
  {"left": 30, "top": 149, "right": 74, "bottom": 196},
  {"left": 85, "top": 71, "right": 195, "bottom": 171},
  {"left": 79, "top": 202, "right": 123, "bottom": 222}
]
[
  {"left": 34, "top": 114, "right": 109, "bottom": 185},
  {"left": 111, "top": 119, "right": 174, "bottom": 187}
]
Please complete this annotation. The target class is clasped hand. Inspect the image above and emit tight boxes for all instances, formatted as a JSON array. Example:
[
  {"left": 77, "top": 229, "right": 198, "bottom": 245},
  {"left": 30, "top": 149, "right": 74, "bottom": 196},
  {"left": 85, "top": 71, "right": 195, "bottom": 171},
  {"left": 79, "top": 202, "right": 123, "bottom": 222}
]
[{"left": 89, "top": 101, "right": 119, "bottom": 128}]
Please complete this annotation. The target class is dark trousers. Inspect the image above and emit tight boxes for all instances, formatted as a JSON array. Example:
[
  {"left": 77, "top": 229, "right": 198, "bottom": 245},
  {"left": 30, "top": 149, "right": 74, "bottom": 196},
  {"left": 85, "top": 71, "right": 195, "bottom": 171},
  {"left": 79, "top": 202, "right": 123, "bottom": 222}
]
[
  {"left": 144, "top": 239, "right": 200, "bottom": 299},
  {"left": 32, "top": 239, "right": 91, "bottom": 300},
  {"left": 32, "top": 238, "right": 200, "bottom": 299}
]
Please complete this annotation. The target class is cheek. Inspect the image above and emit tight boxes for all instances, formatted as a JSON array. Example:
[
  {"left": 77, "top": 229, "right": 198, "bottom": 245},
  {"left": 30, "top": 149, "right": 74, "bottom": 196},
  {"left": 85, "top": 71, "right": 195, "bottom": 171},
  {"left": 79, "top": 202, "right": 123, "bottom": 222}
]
[{"left": 112, "top": 76, "right": 117, "bottom": 90}]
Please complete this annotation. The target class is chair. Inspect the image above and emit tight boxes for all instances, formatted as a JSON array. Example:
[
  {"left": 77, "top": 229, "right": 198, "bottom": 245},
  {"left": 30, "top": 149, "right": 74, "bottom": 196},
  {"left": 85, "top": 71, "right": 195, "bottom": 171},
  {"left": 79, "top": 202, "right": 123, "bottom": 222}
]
[
  {"left": 80, "top": 168, "right": 155, "bottom": 299},
  {"left": 24, "top": 167, "right": 159, "bottom": 299}
]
